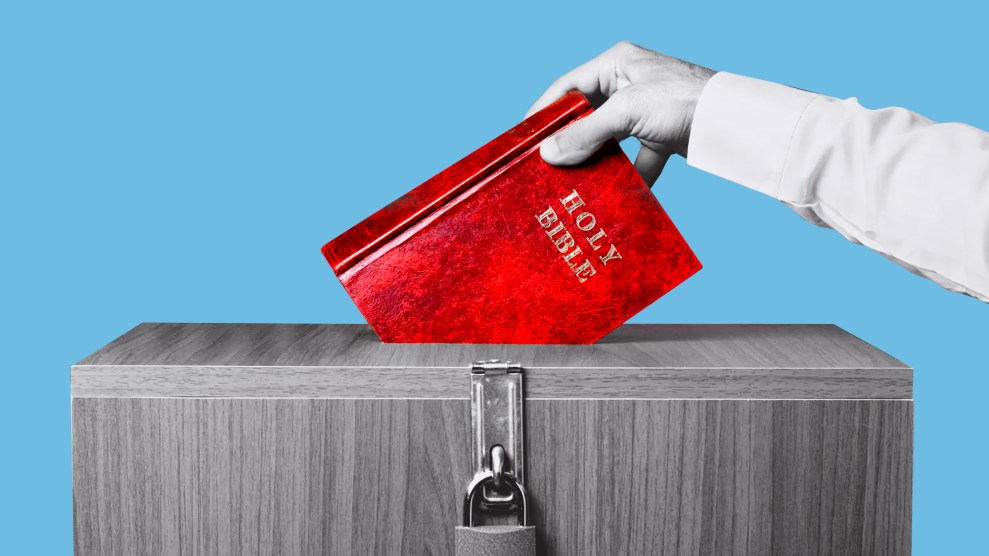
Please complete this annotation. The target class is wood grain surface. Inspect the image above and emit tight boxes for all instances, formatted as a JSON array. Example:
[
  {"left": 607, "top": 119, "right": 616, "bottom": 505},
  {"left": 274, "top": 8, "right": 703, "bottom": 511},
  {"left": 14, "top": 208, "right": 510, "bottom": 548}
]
[
  {"left": 72, "top": 324, "right": 911, "bottom": 400},
  {"left": 73, "top": 398, "right": 912, "bottom": 556},
  {"left": 71, "top": 364, "right": 912, "bottom": 400},
  {"left": 77, "top": 323, "right": 906, "bottom": 370},
  {"left": 72, "top": 324, "right": 912, "bottom": 555}
]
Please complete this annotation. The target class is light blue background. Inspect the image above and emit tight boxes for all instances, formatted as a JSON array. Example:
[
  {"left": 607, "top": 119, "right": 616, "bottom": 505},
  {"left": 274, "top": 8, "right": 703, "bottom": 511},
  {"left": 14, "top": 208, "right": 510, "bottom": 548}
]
[{"left": 2, "top": 1, "right": 986, "bottom": 553}]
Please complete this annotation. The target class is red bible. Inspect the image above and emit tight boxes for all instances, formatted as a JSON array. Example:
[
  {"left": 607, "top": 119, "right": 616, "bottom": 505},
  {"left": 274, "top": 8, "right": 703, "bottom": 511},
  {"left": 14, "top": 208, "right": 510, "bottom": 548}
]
[{"left": 322, "top": 90, "right": 701, "bottom": 344}]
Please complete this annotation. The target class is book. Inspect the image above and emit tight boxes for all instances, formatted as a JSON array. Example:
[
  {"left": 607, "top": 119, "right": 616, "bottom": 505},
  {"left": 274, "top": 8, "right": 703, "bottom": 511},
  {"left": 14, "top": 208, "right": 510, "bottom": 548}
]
[{"left": 322, "top": 90, "right": 701, "bottom": 344}]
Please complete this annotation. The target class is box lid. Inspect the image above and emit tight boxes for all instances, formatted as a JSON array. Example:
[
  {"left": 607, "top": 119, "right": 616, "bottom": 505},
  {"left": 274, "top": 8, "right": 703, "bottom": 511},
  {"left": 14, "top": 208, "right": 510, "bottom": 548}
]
[{"left": 71, "top": 323, "right": 911, "bottom": 400}]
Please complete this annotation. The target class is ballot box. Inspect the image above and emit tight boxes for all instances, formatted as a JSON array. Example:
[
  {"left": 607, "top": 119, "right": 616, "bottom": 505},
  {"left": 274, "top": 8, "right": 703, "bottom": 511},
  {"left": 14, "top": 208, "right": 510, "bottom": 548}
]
[{"left": 71, "top": 323, "right": 912, "bottom": 555}]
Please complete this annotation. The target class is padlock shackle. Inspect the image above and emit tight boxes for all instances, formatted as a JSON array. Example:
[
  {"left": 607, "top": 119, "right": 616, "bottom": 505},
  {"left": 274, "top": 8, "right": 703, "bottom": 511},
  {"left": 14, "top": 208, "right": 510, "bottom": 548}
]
[{"left": 462, "top": 471, "right": 528, "bottom": 527}]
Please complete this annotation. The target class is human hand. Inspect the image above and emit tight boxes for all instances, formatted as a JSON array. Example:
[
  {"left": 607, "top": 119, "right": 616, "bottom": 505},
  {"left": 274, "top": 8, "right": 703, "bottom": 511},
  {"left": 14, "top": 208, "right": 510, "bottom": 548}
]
[{"left": 527, "top": 42, "right": 715, "bottom": 185}]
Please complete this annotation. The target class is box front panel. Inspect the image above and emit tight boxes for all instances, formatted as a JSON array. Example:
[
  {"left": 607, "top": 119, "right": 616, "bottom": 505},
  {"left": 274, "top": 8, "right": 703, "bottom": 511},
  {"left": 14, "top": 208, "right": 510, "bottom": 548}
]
[{"left": 73, "top": 397, "right": 911, "bottom": 555}]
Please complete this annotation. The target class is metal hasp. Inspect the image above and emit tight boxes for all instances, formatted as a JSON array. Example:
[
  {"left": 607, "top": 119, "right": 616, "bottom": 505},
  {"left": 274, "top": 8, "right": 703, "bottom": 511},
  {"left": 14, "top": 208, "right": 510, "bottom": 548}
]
[{"left": 470, "top": 359, "right": 525, "bottom": 511}]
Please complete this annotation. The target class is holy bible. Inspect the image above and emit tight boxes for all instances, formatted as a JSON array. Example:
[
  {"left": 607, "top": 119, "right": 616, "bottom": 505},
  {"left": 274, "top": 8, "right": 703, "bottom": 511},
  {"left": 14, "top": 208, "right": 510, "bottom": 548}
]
[{"left": 322, "top": 90, "right": 701, "bottom": 343}]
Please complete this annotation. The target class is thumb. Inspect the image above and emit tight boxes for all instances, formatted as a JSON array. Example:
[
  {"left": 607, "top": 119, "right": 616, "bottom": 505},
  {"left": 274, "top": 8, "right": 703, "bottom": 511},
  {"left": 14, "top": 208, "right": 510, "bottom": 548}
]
[{"left": 540, "top": 92, "right": 634, "bottom": 166}]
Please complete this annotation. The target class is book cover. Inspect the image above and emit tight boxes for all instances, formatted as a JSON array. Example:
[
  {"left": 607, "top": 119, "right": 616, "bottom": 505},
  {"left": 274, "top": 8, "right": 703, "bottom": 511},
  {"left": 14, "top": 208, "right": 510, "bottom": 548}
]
[{"left": 322, "top": 90, "right": 701, "bottom": 344}]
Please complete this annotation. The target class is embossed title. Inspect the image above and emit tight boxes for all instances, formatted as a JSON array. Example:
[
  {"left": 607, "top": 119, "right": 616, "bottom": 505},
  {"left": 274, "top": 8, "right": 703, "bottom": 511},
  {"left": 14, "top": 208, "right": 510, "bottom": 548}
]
[{"left": 536, "top": 189, "right": 622, "bottom": 283}]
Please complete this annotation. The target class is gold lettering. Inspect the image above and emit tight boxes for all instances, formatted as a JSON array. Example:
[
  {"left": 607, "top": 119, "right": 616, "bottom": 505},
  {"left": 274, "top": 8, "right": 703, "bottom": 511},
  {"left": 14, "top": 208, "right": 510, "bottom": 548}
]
[
  {"left": 563, "top": 246, "right": 584, "bottom": 267},
  {"left": 553, "top": 231, "right": 575, "bottom": 253},
  {"left": 587, "top": 228, "right": 607, "bottom": 251},
  {"left": 560, "top": 190, "right": 584, "bottom": 214},
  {"left": 575, "top": 211, "right": 596, "bottom": 232},
  {"left": 573, "top": 260, "right": 597, "bottom": 283},
  {"left": 599, "top": 244, "right": 622, "bottom": 265},
  {"left": 535, "top": 192, "right": 620, "bottom": 283},
  {"left": 536, "top": 207, "right": 558, "bottom": 228}
]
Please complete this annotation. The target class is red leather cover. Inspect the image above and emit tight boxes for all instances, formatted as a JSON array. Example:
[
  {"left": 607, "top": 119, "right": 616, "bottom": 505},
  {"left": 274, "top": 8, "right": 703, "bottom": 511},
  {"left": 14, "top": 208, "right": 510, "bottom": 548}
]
[{"left": 322, "top": 90, "right": 701, "bottom": 344}]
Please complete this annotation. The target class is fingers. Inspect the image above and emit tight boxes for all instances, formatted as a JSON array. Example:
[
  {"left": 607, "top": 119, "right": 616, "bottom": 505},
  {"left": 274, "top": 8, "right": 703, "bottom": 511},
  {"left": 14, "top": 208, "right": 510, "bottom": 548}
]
[
  {"left": 525, "top": 62, "right": 605, "bottom": 118},
  {"left": 525, "top": 45, "right": 626, "bottom": 118},
  {"left": 540, "top": 92, "right": 634, "bottom": 165},
  {"left": 632, "top": 144, "right": 670, "bottom": 187}
]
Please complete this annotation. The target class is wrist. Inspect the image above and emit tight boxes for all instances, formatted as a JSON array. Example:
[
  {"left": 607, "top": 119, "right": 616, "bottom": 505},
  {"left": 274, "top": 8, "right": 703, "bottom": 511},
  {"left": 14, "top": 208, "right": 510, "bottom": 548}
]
[{"left": 681, "top": 66, "right": 716, "bottom": 158}]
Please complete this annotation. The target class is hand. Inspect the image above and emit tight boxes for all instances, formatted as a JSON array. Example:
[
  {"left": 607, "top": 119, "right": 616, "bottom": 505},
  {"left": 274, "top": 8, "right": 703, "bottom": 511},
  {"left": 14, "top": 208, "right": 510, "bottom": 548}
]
[{"left": 527, "top": 42, "right": 715, "bottom": 185}]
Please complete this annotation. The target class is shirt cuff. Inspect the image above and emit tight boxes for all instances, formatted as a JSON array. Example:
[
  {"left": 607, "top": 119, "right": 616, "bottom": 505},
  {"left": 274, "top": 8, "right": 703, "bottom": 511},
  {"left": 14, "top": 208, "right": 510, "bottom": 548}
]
[{"left": 687, "top": 72, "right": 819, "bottom": 199}]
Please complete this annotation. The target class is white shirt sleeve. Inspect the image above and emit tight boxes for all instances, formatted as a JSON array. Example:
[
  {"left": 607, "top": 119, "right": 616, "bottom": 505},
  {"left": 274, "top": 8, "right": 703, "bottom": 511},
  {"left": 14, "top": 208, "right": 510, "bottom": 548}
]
[{"left": 688, "top": 72, "right": 989, "bottom": 302}]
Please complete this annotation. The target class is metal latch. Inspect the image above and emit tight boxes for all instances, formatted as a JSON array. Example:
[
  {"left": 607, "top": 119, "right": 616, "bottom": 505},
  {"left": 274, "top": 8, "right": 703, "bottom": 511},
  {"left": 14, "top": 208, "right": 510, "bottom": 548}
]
[{"left": 468, "top": 360, "right": 525, "bottom": 513}]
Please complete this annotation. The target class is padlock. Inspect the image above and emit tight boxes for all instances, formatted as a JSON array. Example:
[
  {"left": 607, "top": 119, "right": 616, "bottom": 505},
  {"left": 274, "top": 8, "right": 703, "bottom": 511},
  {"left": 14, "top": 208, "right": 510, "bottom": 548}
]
[{"left": 455, "top": 471, "right": 536, "bottom": 556}]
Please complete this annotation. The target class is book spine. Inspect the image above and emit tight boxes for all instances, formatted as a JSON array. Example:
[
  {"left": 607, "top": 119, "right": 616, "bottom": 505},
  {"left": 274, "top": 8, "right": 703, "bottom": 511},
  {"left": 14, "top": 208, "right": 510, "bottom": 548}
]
[{"left": 323, "top": 91, "right": 592, "bottom": 275}]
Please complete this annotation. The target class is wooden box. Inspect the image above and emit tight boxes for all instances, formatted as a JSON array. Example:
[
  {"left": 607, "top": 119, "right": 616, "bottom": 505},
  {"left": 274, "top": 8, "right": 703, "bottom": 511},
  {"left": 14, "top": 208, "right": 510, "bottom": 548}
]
[{"left": 72, "top": 324, "right": 912, "bottom": 555}]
